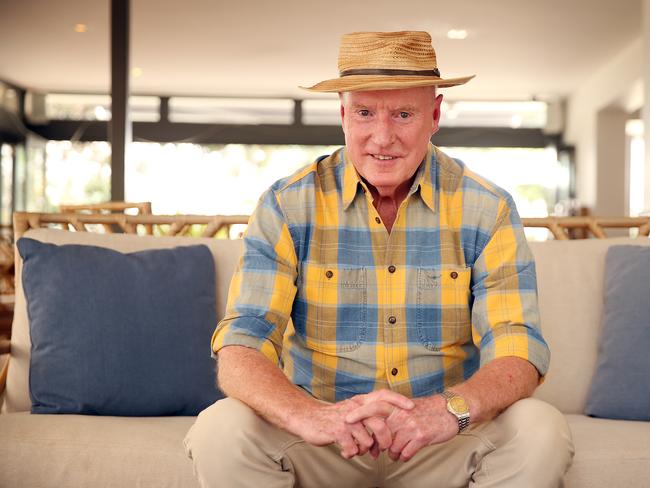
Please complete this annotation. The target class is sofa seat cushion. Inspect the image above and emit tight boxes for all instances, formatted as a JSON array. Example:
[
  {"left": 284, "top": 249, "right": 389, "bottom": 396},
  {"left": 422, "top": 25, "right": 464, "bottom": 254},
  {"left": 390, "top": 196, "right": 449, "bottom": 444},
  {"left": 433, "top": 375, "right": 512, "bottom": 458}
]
[
  {"left": 565, "top": 414, "right": 650, "bottom": 488},
  {"left": 0, "top": 412, "right": 200, "bottom": 488},
  {"left": 1, "top": 412, "right": 648, "bottom": 487}
]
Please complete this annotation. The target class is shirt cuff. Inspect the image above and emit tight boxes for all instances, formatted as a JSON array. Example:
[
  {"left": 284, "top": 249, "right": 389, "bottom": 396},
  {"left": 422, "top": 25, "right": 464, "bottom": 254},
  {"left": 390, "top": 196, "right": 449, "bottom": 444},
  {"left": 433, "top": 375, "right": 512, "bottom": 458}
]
[
  {"left": 211, "top": 316, "right": 281, "bottom": 365},
  {"left": 479, "top": 322, "right": 550, "bottom": 382}
]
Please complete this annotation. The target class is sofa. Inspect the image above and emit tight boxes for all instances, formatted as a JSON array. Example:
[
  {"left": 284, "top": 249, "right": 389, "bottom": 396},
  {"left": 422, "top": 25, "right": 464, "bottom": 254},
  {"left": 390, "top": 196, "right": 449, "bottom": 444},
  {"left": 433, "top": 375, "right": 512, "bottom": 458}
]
[{"left": 0, "top": 214, "right": 649, "bottom": 487}]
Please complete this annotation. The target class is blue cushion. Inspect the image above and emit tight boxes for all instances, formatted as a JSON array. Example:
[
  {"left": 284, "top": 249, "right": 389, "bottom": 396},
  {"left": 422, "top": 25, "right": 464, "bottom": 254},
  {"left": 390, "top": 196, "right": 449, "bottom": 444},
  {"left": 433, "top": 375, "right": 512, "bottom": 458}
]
[
  {"left": 585, "top": 245, "right": 650, "bottom": 420},
  {"left": 18, "top": 238, "right": 224, "bottom": 416}
]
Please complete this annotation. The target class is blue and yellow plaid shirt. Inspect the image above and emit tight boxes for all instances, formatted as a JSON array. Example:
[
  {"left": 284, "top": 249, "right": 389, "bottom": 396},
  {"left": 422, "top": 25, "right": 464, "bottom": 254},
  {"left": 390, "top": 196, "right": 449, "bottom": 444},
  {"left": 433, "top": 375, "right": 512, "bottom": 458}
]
[{"left": 212, "top": 144, "right": 550, "bottom": 402}]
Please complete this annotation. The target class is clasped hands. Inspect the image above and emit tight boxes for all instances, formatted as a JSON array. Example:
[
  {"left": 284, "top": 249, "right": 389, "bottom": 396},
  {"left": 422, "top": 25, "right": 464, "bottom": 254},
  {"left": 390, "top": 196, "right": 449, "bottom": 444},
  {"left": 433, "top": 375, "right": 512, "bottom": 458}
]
[{"left": 298, "top": 389, "right": 458, "bottom": 462}]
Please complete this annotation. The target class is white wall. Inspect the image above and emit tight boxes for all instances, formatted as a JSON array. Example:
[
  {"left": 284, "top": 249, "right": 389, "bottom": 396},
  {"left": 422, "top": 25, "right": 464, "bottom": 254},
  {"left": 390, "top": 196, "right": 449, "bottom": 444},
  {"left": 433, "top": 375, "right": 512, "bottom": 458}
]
[
  {"left": 644, "top": 0, "right": 650, "bottom": 213},
  {"left": 565, "top": 38, "right": 643, "bottom": 213},
  {"left": 594, "top": 108, "right": 629, "bottom": 216}
]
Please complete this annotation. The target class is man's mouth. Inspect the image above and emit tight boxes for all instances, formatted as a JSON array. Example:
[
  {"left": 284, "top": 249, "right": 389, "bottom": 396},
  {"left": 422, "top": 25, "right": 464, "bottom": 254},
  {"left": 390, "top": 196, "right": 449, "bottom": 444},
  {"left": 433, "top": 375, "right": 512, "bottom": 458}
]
[{"left": 371, "top": 154, "right": 397, "bottom": 160}]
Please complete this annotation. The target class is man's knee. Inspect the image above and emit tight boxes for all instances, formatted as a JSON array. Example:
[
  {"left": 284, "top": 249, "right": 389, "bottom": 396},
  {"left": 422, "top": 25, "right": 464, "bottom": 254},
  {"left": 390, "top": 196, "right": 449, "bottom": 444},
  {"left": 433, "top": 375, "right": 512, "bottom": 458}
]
[
  {"left": 503, "top": 398, "right": 570, "bottom": 438},
  {"left": 184, "top": 398, "right": 263, "bottom": 461},
  {"left": 184, "top": 399, "right": 302, "bottom": 487},
  {"left": 497, "top": 398, "right": 575, "bottom": 466}
]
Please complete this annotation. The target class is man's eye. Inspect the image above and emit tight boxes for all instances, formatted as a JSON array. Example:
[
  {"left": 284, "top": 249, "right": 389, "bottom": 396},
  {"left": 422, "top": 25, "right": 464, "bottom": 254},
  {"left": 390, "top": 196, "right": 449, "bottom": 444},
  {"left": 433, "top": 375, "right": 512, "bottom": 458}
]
[
  {"left": 399, "top": 112, "right": 410, "bottom": 119},
  {"left": 358, "top": 109, "right": 370, "bottom": 117}
]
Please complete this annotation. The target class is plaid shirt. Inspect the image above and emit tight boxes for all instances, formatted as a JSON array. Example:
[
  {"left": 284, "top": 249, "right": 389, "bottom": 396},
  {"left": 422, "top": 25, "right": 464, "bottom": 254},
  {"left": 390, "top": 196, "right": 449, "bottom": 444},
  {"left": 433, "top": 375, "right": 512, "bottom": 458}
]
[{"left": 212, "top": 144, "right": 550, "bottom": 402}]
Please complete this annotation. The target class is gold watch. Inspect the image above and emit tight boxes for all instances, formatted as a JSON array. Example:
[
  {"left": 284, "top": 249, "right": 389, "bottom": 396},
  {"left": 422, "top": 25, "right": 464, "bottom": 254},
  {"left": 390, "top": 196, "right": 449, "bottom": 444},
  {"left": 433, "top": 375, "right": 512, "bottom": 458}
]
[{"left": 442, "top": 390, "right": 470, "bottom": 433}]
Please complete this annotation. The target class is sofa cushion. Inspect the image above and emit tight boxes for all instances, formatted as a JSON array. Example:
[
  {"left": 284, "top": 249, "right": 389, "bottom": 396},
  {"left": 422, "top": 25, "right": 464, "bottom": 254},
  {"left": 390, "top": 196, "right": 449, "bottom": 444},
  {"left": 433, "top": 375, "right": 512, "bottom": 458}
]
[
  {"left": 0, "top": 412, "right": 199, "bottom": 488},
  {"left": 1, "top": 412, "right": 647, "bottom": 488},
  {"left": 3, "top": 229, "right": 244, "bottom": 414},
  {"left": 529, "top": 237, "right": 650, "bottom": 414},
  {"left": 564, "top": 414, "right": 650, "bottom": 488},
  {"left": 584, "top": 245, "right": 650, "bottom": 420},
  {"left": 18, "top": 238, "right": 221, "bottom": 416}
]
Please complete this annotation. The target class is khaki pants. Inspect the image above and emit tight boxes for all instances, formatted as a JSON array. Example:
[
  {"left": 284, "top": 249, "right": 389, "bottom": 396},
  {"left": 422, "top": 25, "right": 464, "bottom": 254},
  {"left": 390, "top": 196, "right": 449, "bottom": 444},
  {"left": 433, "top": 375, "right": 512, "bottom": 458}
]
[{"left": 184, "top": 397, "right": 574, "bottom": 488}]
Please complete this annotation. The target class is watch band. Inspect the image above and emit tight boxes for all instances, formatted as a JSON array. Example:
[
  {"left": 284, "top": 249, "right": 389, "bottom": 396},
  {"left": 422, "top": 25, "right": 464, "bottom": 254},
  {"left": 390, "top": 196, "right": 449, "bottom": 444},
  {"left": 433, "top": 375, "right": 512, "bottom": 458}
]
[{"left": 457, "top": 413, "right": 470, "bottom": 432}]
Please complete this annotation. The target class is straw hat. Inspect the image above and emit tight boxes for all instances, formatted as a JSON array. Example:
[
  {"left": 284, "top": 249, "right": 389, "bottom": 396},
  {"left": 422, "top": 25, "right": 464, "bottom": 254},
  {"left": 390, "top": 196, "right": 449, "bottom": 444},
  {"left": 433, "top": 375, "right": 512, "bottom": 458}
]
[{"left": 301, "top": 31, "right": 474, "bottom": 92}]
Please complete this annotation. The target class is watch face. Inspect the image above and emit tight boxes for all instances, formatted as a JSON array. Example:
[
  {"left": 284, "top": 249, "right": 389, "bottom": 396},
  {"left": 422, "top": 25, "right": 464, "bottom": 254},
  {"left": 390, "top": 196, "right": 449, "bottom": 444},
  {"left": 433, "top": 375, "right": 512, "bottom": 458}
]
[{"left": 449, "top": 396, "right": 469, "bottom": 414}]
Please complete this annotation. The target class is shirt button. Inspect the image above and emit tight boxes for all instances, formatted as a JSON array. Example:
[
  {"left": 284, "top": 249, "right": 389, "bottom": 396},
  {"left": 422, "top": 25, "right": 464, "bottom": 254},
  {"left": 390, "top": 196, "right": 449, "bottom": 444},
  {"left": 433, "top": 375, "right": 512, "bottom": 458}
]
[
  {"left": 375, "top": 217, "right": 381, "bottom": 224},
  {"left": 388, "top": 316, "right": 397, "bottom": 324},
  {"left": 450, "top": 271, "right": 458, "bottom": 279},
  {"left": 391, "top": 368, "right": 398, "bottom": 376},
  {"left": 388, "top": 265, "right": 396, "bottom": 273},
  {"left": 325, "top": 270, "right": 334, "bottom": 279}
]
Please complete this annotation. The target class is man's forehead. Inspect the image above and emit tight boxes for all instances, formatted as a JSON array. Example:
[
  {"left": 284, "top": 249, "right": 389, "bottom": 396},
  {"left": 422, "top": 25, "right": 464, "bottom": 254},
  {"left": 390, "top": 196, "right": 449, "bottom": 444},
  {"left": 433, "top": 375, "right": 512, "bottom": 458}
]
[{"left": 341, "top": 87, "right": 436, "bottom": 106}]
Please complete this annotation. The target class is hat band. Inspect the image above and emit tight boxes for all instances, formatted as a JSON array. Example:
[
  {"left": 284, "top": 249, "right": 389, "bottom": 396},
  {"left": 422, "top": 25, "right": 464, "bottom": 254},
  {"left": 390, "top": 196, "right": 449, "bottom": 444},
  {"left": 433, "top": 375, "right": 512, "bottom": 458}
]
[{"left": 340, "top": 68, "right": 441, "bottom": 77}]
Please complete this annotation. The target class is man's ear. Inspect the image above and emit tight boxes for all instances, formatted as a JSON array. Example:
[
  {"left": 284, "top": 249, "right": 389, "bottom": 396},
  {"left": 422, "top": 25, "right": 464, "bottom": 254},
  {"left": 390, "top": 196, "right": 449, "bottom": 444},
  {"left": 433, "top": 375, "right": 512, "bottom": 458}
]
[
  {"left": 339, "top": 94, "right": 346, "bottom": 130},
  {"left": 431, "top": 93, "right": 443, "bottom": 136}
]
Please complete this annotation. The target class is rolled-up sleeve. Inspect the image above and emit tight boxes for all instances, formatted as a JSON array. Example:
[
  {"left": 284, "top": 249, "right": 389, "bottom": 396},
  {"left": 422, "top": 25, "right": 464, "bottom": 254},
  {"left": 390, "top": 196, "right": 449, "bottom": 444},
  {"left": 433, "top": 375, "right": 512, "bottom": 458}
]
[
  {"left": 470, "top": 197, "right": 550, "bottom": 378},
  {"left": 211, "top": 188, "right": 297, "bottom": 364}
]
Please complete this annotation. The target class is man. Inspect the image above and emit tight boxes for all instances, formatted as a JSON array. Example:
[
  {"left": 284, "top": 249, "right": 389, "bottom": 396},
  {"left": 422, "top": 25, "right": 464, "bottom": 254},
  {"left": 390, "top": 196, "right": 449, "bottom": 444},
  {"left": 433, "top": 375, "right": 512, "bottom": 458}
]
[{"left": 184, "top": 31, "right": 574, "bottom": 487}]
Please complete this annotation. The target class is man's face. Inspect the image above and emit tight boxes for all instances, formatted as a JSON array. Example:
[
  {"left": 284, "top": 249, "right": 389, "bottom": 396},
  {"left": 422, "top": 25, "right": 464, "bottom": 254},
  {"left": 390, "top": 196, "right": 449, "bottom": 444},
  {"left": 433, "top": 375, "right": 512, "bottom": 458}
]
[{"left": 340, "top": 87, "right": 443, "bottom": 196}]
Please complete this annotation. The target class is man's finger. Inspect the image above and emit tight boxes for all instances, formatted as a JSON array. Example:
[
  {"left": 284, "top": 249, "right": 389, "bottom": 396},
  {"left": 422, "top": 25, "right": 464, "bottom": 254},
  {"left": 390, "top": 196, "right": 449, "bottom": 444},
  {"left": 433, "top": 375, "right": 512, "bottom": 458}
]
[
  {"left": 370, "top": 390, "right": 415, "bottom": 410},
  {"left": 347, "top": 395, "right": 368, "bottom": 408},
  {"left": 350, "top": 423, "right": 374, "bottom": 456},
  {"left": 399, "top": 439, "right": 425, "bottom": 462},
  {"left": 388, "top": 431, "right": 409, "bottom": 462},
  {"left": 363, "top": 416, "right": 392, "bottom": 451},
  {"left": 352, "top": 390, "right": 415, "bottom": 410},
  {"left": 337, "top": 433, "right": 359, "bottom": 459},
  {"left": 370, "top": 441, "right": 381, "bottom": 459},
  {"left": 345, "top": 401, "right": 395, "bottom": 423}
]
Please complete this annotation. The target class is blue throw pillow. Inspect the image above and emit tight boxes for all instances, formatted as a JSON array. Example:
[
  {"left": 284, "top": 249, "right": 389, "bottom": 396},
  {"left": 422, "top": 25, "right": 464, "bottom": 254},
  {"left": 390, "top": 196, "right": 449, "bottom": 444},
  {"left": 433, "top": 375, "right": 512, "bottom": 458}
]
[
  {"left": 585, "top": 245, "right": 650, "bottom": 420},
  {"left": 18, "top": 237, "right": 224, "bottom": 416}
]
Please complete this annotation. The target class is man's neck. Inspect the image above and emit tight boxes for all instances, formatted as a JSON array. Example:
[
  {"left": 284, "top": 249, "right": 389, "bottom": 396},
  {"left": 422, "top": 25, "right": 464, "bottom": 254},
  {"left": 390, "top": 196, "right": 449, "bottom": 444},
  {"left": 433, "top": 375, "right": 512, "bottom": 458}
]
[{"left": 365, "top": 178, "right": 414, "bottom": 233}]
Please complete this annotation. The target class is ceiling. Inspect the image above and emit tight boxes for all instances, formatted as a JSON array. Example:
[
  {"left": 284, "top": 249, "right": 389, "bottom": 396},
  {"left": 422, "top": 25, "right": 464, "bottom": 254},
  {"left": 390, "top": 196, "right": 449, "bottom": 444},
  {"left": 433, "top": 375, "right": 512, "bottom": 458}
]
[{"left": 0, "top": 0, "right": 643, "bottom": 102}]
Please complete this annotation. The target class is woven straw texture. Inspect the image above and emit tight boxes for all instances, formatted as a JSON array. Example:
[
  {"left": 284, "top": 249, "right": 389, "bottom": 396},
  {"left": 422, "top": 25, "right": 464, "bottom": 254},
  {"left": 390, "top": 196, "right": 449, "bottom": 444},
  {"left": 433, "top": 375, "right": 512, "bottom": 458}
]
[
  {"left": 338, "top": 31, "right": 438, "bottom": 72},
  {"left": 302, "top": 31, "right": 474, "bottom": 92}
]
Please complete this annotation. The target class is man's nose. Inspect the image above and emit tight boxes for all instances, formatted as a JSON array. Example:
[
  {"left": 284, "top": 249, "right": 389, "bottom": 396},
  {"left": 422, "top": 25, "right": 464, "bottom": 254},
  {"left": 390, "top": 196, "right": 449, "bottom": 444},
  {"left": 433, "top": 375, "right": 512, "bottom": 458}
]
[{"left": 370, "top": 115, "right": 395, "bottom": 148}]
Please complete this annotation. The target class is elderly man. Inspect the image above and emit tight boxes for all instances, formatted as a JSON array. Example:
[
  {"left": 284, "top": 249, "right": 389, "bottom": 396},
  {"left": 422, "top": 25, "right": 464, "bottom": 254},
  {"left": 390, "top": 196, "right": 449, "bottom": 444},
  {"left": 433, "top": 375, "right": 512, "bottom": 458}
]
[{"left": 184, "top": 31, "right": 574, "bottom": 487}]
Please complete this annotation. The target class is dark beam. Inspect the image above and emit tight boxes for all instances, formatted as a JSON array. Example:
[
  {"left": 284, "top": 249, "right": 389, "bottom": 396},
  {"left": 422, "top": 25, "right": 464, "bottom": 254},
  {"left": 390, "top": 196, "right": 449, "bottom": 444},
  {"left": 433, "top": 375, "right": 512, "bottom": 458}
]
[
  {"left": 27, "top": 120, "right": 554, "bottom": 148},
  {"left": 29, "top": 120, "right": 108, "bottom": 141},
  {"left": 433, "top": 127, "right": 550, "bottom": 148},
  {"left": 134, "top": 122, "right": 346, "bottom": 146},
  {"left": 11, "top": 143, "right": 17, "bottom": 218},
  {"left": 160, "top": 97, "right": 170, "bottom": 124},
  {"left": 0, "top": 93, "right": 27, "bottom": 144},
  {"left": 110, "top": 0, "right": 129, "bottom": 202},
  {"left": 292, "top": 100, "right": 303, "bottom": 126}
]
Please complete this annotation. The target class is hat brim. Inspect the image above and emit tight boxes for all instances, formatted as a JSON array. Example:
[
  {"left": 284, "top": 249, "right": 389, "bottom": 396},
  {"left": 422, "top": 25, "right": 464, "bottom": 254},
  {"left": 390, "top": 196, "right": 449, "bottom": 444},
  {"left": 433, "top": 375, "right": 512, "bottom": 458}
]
[{"left": 299, "top": 74, "right": 475, "bottom": 93}]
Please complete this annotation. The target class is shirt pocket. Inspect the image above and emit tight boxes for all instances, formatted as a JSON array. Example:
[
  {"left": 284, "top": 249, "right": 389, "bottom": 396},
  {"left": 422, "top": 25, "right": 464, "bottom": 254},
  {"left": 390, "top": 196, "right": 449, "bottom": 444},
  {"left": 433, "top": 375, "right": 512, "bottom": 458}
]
[
  {"left": 416, "top": 266, "right": 472, "bottom": 351},
  {"left": 295, "top": 262, "right": 367, "bottom": 353}
]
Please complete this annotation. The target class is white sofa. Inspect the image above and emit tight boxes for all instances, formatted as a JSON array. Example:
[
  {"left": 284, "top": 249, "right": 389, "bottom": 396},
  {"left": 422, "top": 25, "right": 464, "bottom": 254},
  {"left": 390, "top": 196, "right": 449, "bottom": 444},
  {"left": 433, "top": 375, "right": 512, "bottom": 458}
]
[{"left": 0, "top": 225, "right": 649, "bottom": 487}]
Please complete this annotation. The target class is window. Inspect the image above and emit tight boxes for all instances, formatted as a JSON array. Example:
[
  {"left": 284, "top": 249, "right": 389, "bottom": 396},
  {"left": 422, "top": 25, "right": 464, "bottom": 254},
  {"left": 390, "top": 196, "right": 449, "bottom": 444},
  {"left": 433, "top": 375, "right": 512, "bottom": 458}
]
[
  {"left": 125, "top": 143, "right": 337, "bottom": 215},
  {"left": 441, "top": 146, "right": 570, "bottom": 240},
  {"left": 440, "top": 101, "right": 547, "bottom": 128},
  {"left": 0, "top": 144, "right": 13, "bottom": 227},
  {"left": 169, "top": 98, "right": 294, "bottom": 124},
  {"left": 42, "top": 94, "right": 160, "bottom": 122},
  {"left": 43, "top": 141, "right": 111, "bottom": 210},
  {"left": 302, "top": 99, "right": 341, "bottom": 125}
]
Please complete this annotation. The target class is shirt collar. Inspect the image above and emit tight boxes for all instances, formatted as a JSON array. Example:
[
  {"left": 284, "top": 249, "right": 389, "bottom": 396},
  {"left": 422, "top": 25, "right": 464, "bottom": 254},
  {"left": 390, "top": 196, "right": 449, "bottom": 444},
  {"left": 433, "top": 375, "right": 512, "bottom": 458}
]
[
  {"left": 417, "top": 144, "right": 437, "bottom": 213},
  {"left": 342, "top": 148, "right": 364, "bottom": 210},
  {"left": 342, "top": 144, "right": 437, "bottom": 213}
]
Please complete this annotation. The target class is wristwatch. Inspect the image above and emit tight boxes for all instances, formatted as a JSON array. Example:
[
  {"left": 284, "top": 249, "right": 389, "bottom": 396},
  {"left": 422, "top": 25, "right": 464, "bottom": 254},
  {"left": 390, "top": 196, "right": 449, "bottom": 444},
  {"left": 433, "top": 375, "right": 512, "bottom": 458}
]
[{"left": 441, "top": 390, "right": 470, "bottom": 433}]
